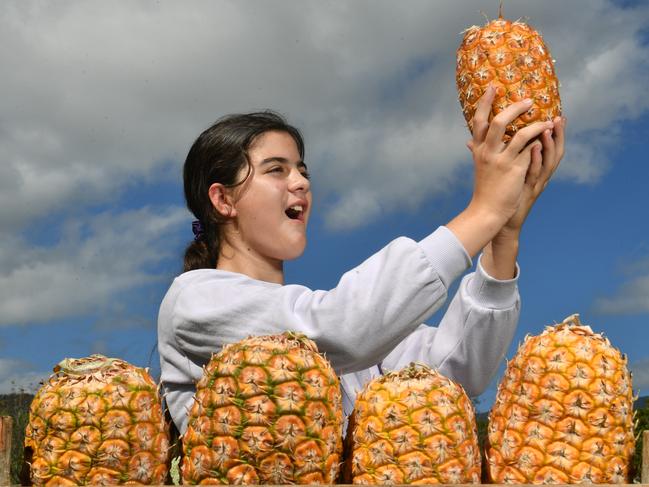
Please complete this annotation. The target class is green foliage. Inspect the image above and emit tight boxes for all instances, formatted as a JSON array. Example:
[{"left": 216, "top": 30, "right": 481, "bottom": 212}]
[
  {"left": 632, "top": 404, "right": 649, "bottom": 482},
  {"left": 0, "top": 390, "right": 35, "bottom": 485},
  {"left": 476, "top": 412, "right": 489, "bottom": 483}
]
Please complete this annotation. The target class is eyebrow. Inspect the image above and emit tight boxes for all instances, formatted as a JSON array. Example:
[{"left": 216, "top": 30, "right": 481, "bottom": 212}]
[{"left": 260, "top": 157, "right": 308, "bottom": 170}]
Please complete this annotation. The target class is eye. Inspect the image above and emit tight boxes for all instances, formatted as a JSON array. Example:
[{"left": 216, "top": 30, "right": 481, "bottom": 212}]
[
  {"left": 268, "top": 166, "right": 284, "bottom": 174},
  {"left": 300, "top": 170, "right": 311, "bottom": 180}
]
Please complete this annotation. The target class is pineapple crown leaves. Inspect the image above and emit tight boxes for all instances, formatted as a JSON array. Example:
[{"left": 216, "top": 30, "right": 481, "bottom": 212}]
[
  {"left": 544, "top": 313, "right": 627, "bottom": 362},
  {"left": 460, "top": 0, "right": 530, "bottom": 36},
  {"left": 54, "top": 354, "right": 122, "bottom": 375},
  {"left": 47, "top": 354, "right": 158, "bottom": 393},
  {"left": 361, "top": 362, "right": 472, "bottom": 407},
  {"left": 209, "top": 331, "right": 321, "bottom": 364},
  {"left": 376, "top": 362, "right": 456, "bottom": 386}
]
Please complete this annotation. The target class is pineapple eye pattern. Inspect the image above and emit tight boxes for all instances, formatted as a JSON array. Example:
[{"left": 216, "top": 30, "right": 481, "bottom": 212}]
[
  {"left": 345, "top": 364, "right": 481, "bottom": 484},
  {"left": 25, "top": 356, "right": 169, "bottom": 486},
  {"left": 486, "top": 315, "right": 634, "bottom": 483},
  {"left": 182, "top": 333, "right": 343, "bottom": 484},
  {"left": 457, "top": 15, "right": 561, "bottom": 141}
]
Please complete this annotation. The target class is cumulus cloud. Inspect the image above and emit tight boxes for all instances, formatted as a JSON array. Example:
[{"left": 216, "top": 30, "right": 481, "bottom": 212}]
[
  {"left": 594, "top": 274, "right": 649, "bottom": 315},
  {"left": 0, "top": 0, "right": 648, "bottom": 330},
  {"left": 592, "top": 248, "right": 649, "bottom": 315},
  {"left": 0, "top": 206, "right": 187, "bottom": 326},
  {"left": 1, "top": 0, "right": 648, "bottom": 235},
  {"left": 631, "top": 357, "right": 649, "bottom": 391}
]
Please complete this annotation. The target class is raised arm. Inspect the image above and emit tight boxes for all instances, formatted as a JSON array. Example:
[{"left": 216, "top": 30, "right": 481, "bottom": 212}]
[
  {"left": 379, "top": 254, "right": 519, "bottom": 397},
  {"left": 172, "top": 227, "right": 471, "bottom": 375},
  {"left": 481, "top": 113, "right": 566, "bottom": 278},
  {"left": 447, "top": 85, "right": 556, "bottom": 258}
]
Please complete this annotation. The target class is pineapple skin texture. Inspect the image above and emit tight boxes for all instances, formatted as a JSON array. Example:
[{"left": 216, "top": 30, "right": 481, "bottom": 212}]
[
  {"left": 456, "top": 17, "right": 561, "bottom": 141},
  {"left": 487, "top": 314, "right": 635, "bottom": 483},
  {"left": 344, "top": 363, "right": 481, "bottom": 485},
  {"left": 24, "top": 355, "right": 170, "bottom": 486},
  {"left": 181, "top": 332, "right": 343, "bottom": 485}
]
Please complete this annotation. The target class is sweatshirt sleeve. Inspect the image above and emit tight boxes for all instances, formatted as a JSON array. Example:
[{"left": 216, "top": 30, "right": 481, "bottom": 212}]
[
  {"left": 379, "top": 253, "right": 520, "bottom": 397},
  {"left": 171, "top": 226, "right": 471, "bottom": 375}
]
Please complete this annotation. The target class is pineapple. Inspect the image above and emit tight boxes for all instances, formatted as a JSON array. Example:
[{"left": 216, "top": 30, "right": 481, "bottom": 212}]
[
  {"left": 24, "top": 355, "right": 169, "bottom": 486},
  {"left": 486, "top": 314, "right": 635, "bottom": 483},
  {"left": 343, "top": 363, "right": 481, "bottom": 484},
  {"left": 456, "top": 8, "right": 561, "bottom": 141},
  {"left": 181, "top": 332, "right": 343, "bottom": 484}
]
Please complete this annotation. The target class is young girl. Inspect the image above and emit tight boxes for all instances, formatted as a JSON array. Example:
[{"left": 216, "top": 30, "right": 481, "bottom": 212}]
[{"left": 158, "top": 86, "right": 565, "bottom": 434}]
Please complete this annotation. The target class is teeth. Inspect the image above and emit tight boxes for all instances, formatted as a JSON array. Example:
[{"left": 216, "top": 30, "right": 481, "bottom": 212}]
[{"left": 289, "top": 205, "right": 303, "bottom": 212}]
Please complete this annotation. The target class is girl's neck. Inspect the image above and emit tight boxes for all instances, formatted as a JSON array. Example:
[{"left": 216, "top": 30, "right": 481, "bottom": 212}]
[{"left": 216, "top": 239, "right": 284, "bottom": 284}]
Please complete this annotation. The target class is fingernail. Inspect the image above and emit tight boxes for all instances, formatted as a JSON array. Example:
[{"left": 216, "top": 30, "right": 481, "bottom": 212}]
[{"left": 524, "top": 98, "right": 534, "bottom": 105}]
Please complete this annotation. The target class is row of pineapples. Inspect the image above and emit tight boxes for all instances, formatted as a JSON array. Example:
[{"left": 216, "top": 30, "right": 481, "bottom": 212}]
[{"left": 24, "top": 314, "right": 635, "bottom": 485}]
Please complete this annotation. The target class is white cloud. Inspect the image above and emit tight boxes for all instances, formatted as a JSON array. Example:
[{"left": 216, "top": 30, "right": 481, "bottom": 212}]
[
  {"left": 593, "top": 249, "right": 649, "bottom": 315},
  {"left": 0, "top": 0, "right": 647, "bottom": 331},
  {"left": 0, "top": 206, "right": 187, "bottom": 326},
  {"left": 1, "top": 0, "right": 648, "bottom": 234},
  {"left": 630, "top": 357, "right": 649, "bottom": 391},
  {"left": 594, "top": 274, "right": 649, "bottom": 315}
]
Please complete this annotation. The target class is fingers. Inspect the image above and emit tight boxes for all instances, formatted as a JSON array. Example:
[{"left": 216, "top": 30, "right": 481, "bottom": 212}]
[
  {"left": 527, "top": 116, "right": 567, "bottom": 193},
  {"left": 539, "top": 127, "right": 556, "bottom": 178},
  {"left": 472, "top": 85, "right": 496, "bottom": 144},
  {"left": 525, "top": 141, "right": 543, "bottom": 185},
  {"left": 484, "top": 98, "right": 535, "bottom": 150},
  {"left": 505, "top": 119, "right": 555, "bottom": 158},
  {"left": 553, "top": 116, "right": 566, "bottom": 163}
]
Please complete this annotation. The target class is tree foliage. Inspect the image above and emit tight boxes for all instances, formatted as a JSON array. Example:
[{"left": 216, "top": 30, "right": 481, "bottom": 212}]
[{"left": 0, "top": 392, "right": 34, "bottom": 485}]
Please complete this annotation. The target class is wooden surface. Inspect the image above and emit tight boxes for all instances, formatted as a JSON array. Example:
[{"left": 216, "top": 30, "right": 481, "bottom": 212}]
[
  {"left": 0, "top": 416, "right": 12, "bottom": 487},
  {"left": 643, "top": 430, "right": 649, "bottom": 484}
]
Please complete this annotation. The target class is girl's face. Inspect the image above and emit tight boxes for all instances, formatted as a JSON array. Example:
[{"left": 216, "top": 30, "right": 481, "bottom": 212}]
[{"left": 231, "top": 130, "right": 312, "bottom": 263}]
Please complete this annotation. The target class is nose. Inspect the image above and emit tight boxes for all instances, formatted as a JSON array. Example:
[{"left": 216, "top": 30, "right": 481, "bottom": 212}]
[{"left": 288, "top": 168, "right": 310, "bottom": 193}]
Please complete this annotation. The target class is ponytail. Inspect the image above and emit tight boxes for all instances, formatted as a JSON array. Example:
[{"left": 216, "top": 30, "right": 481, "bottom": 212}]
[
  {"left": 183, "top": 216, "right": 222, "bottom": 272},
  {"left": 183, "top": 240, "right": 215, "bottom": 272}
]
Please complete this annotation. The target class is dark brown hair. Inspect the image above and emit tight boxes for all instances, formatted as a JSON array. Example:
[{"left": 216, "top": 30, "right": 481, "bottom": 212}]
[{"left": 183, "top": 110, "right": 305, "bottom": 272}]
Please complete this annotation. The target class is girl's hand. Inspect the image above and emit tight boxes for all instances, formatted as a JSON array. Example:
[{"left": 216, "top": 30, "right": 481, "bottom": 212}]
[
  {"left": 467, "top": 85, "right": 556, "bottom": 226},
  {"left": 477, "top": 116, "right": 566, "bottom": 279},
  {"left": 447, "top": 85, "right": 555, "bottom": 258},
  {"left": 498, "top": 116, "right": 566, "bottom": 238}
]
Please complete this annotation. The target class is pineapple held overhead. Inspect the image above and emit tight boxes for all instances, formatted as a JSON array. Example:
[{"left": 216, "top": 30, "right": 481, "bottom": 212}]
[
  {"left": 487, "top": 314, "right": 635, "bottom": 483},
  {"left": 344, "top": 363, "right": 481, "bottom": 485},
  {"left": 24, "top": 355, "right": 169, "bottom": 486},
  {"left": 456, "top": 8, "right": 561, "bottom": 141},
  {"left": 182, "top": 332, "right": 343, "bottom": 485}
]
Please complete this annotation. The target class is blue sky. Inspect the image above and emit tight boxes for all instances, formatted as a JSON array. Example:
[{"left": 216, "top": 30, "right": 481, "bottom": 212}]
[{"left": 1, "top": 0, "right": 648, "bottom": 412}]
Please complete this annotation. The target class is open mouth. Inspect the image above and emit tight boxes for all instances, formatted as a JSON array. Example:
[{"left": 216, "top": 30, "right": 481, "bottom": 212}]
[{"left": 285, "top": 205, "right": 304, "bottom": 221}]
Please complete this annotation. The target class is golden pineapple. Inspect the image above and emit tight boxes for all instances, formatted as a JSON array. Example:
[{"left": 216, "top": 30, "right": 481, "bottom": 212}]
[
  {"left": 487, "top": 314, "right": 635, "bottom": 483},
  {"left": 456, "top": 9, "right": 561, "bottom": 140},
  {"left": 24, "top": 355, "right": 169, "bottom": 486},
  {"left": 181, "top": 332, "right": 343, "bottom": 484},
  {"left": 344, "top": 363, "right": 481, "bottom": 484}
]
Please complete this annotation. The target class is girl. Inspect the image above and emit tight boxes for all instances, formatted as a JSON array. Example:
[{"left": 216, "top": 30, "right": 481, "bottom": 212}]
[{"left": 158, "top": 86, "right": 565, "bottom": 434}]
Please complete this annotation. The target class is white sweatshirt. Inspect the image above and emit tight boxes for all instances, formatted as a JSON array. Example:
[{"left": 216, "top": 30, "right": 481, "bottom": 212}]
[{"left": 157, "top": 226, "right": 520, "bottom": 433}]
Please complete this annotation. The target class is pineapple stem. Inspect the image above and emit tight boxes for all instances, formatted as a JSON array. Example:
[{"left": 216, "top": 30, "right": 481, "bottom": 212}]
[{"left": 55, "top": 354, "right": 119, "bottom": 376}]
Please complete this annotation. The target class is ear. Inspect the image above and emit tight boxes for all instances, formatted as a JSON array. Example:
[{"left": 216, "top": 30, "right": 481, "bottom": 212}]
[{"left": 208, "top": 183, "right": 238, "bottom": 218}]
